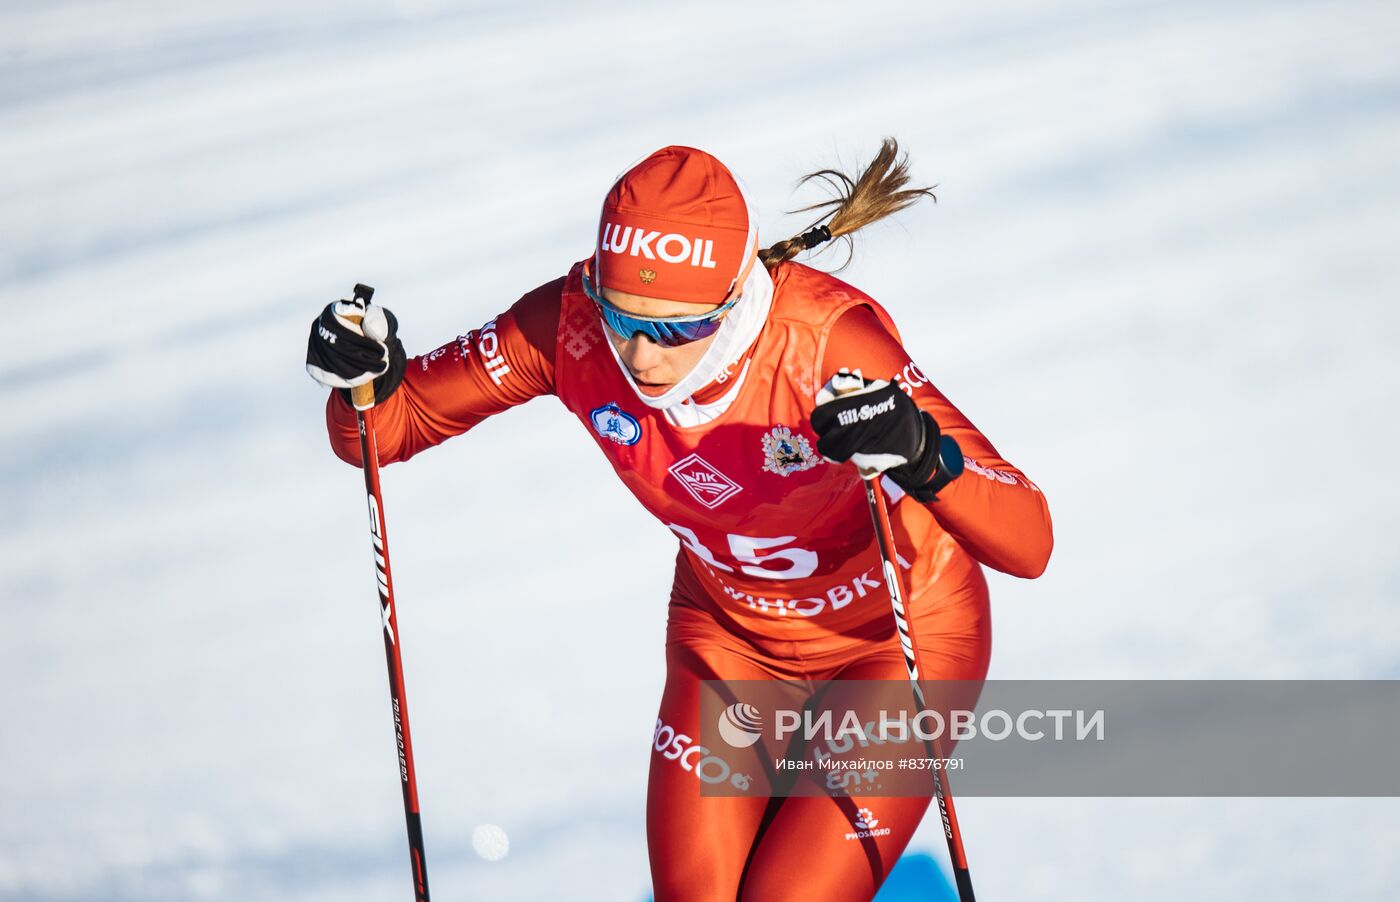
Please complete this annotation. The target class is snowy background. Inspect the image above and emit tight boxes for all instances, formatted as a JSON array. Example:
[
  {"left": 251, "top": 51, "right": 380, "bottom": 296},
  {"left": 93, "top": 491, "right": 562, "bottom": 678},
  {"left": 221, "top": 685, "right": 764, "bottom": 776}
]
[{"left": 3, "top": 0, "right": 1398, "bottom": 899}]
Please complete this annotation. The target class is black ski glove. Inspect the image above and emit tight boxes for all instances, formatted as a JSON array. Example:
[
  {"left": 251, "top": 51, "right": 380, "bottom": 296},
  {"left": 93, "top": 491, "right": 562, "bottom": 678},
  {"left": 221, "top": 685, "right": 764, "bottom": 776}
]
[
  {"left": 305, "top": 300, "right": 406, "bottom": 408},
  {"left": 811, "top": 373, "right": 961, "bottom": 501}
]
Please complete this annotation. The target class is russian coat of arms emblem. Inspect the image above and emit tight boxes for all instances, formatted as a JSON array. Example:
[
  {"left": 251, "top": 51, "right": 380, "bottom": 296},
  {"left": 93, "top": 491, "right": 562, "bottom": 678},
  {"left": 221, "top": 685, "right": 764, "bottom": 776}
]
[{"left": 761, "top": 425, "right": 822, "bottom": 476}]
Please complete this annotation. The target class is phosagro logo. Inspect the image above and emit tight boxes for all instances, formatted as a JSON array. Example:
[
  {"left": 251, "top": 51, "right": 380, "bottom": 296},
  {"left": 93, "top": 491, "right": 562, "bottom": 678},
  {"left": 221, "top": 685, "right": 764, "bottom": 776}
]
[
  {"left": 717, "top": 703, "right": 763, "bottom": 748},
  {"left": 845, "top": 806, "right": 892, "bottom": 841}
]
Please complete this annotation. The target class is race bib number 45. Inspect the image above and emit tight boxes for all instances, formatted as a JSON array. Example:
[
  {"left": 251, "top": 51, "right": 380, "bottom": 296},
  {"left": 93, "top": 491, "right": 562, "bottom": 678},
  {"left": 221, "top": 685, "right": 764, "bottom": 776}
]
[{"left": 667, "top": 524, "right": 818, "bottom": 580}]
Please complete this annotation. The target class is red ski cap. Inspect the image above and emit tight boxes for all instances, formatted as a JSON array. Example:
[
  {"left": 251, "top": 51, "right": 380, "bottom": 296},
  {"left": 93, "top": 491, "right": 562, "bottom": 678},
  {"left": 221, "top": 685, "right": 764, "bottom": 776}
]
[{"left": 593, "top": 146, "right": 758, "bottom": 305}]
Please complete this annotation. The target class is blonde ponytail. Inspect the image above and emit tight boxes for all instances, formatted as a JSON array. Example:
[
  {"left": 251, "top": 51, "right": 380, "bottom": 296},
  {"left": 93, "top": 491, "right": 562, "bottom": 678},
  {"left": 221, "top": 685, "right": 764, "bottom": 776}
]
[{"left": 758, "top": 138, "right": 936, "bottom": 270}]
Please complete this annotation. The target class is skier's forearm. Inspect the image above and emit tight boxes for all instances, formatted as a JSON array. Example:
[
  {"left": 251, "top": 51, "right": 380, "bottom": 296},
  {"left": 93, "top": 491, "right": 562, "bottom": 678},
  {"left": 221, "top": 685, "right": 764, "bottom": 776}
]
[
  {"left": 912, "top": 392, "right": 1052, "bottom": 577},
  {"left": 926, "top": 455, "right": 1053, "bottom": 578},
  {"left": 820, "top": 304, "right": 1053, "bottom": 577},
  {"left": 326, "top": 390, "right": 366, "bottom": 465},
  {"left": 324, "top": 347, "right": 512, "bottom": 466},
  {"left": 324, "top": 381, "right": 470, "bottom": 466},
  {"left": 323, "top": 279, "right": 563, "bottom": 466}
]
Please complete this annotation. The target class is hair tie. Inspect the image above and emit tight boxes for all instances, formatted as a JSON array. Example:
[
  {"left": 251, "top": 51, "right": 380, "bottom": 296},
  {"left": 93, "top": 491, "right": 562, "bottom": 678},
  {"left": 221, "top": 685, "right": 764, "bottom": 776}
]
[{"left": 799, "top": 224, "right": 832, "bottom": 249}]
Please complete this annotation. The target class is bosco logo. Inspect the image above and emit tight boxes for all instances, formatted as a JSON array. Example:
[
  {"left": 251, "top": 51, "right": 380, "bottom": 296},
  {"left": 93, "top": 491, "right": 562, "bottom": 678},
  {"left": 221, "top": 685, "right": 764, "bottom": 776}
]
[{"left": 653, "top": 718, "right": 753, "bottom": 792}]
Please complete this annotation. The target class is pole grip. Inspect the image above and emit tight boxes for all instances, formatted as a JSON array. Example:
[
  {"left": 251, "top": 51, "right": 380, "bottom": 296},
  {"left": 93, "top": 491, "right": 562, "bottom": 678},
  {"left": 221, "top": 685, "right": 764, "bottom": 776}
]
[
  {"left": 346, "top": 283, "right": 378, "bottom": 410},
  {"left": 350, "top": 382, "right": 377, "bottom": 409},
  {"left": 830, "top": 376, "right": 963, "bottom": 490}
]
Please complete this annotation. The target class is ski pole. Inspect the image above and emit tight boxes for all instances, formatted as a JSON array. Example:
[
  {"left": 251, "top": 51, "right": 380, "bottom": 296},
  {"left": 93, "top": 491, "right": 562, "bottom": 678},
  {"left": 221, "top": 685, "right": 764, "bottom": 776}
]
[
  {"left": 836, "top": 378, "right": 974, "bottom": 901},
  {"left": 860, "top": 469, "right": 974, "bottom": 901},
  {"left": 345, "top": 283, "right": 431, "bottom": 902}
]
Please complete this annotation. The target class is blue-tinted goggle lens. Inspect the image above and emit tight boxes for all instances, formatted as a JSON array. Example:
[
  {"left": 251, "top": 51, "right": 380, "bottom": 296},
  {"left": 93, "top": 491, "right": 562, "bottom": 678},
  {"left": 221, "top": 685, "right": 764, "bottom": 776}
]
[{"left": 582, "top": 271, "right": 736, "bottom": 348}]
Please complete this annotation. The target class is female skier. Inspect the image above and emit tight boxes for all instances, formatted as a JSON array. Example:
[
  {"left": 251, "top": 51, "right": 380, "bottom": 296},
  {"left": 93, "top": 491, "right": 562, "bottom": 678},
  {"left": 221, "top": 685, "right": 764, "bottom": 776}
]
[{"left": 306, "top": 140, "right": 1052, "bottom": 901}]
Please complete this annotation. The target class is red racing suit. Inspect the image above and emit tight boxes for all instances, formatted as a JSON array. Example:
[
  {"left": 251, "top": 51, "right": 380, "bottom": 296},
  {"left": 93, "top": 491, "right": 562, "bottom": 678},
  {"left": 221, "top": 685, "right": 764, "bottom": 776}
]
[{"left": 325, "top": 260, "right": 1053, "bottom": 900}]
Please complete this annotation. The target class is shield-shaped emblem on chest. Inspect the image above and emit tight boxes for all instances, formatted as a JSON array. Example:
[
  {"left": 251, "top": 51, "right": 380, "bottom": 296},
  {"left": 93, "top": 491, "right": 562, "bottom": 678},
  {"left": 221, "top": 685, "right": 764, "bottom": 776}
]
[{"left": 761, "top": 425, "right": 822, "bottom": 476}]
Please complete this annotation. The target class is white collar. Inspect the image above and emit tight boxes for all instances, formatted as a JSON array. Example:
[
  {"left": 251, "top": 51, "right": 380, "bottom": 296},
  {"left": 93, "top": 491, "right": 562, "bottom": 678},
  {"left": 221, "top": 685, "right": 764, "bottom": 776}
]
[
  {"left": 604, "top": 258, "right": 773, "bottom": 420},
  {"left": 658, "top": 357, "right": 752, "bottom": 427}
]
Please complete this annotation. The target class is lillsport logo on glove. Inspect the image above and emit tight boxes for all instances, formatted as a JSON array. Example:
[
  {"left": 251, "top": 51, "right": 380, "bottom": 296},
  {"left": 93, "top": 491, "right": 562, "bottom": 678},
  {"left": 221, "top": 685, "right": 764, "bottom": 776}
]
[
  {"left": 835, "top": 395, "right": 897, "bottom": 427},
  {"left": 811, "top": 371, "right": 926, "bottom": 478}
]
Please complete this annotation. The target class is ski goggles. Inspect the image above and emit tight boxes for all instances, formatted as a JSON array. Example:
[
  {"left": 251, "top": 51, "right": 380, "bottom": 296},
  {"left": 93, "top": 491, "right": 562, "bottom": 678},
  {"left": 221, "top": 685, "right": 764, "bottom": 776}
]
[{"left": 582, "top": 269, "right": 738, "bottom": 348}]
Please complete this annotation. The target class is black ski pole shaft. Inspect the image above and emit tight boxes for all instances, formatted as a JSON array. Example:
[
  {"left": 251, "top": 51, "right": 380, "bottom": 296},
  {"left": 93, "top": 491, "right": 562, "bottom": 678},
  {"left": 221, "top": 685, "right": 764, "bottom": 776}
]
[
  {"left": 860, "top": 472, "right": 975, "bottom": 901},
  {"left": 833, "top": 376, "right": 974, "bottom": 900}
]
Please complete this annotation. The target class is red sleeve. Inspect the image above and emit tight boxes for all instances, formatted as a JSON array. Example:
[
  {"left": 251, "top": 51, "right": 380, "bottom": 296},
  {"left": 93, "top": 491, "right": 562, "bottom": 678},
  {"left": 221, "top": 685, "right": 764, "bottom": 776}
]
[
  {"left": 325, "top": 277, "right": 562, "bottom": 466},
  {"left": 820, "top": 305, "right": 1054, "bottom": 579}
]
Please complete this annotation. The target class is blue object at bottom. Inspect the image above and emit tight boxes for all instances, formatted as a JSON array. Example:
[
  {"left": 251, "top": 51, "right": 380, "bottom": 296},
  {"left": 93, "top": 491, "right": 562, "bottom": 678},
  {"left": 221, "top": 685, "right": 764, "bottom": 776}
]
[
  {"left": 874, "top": 853, "right": 958, "bottom": 901},
  {"left": 642, "top": 852, "right": 956, "bottom": 901}
]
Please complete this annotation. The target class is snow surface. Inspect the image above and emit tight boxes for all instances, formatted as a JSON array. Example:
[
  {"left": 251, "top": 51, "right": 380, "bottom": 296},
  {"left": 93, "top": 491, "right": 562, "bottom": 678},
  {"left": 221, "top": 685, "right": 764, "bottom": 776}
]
[{"left": 2, "top": 1, "right": 1398, "bottom": 899}]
